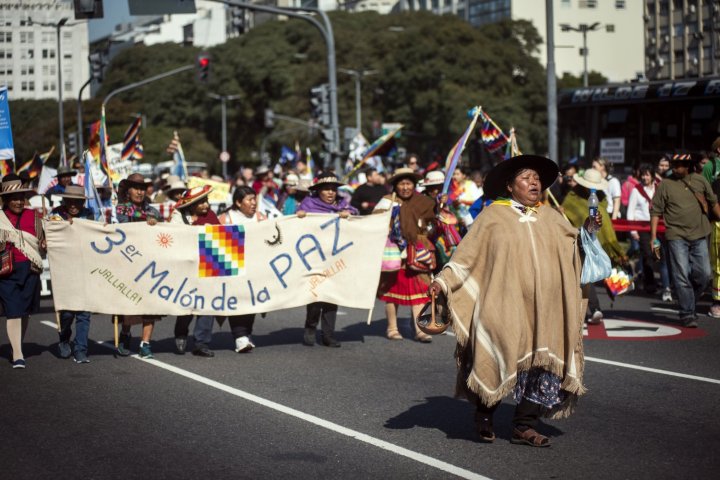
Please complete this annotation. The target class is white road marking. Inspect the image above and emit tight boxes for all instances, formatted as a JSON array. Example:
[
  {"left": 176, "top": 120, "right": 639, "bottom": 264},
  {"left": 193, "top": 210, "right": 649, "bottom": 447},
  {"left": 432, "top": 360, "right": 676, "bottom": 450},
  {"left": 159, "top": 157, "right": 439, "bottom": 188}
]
[
  {"left": 651, "top": 307, "right": 679, "bottom": 314},
  {"left": 585, "top": 356, "right": 720, "bottom": 385},
  {"left": 40, "top": 320, "right": 489, "bottom": 480}
]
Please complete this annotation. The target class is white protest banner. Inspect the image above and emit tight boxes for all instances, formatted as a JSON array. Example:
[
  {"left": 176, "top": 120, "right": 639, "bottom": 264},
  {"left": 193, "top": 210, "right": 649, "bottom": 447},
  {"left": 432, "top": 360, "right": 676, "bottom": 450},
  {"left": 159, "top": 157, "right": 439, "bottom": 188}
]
[{"left": 45, "top": 212, "right": 390, "bottom": 316}]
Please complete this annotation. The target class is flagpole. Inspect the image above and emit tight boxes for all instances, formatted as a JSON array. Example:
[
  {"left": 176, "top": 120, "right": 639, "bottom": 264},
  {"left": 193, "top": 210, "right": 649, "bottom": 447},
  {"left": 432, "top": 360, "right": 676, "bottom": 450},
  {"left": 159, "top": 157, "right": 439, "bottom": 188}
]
[
  {"left": 442, "top": 107, "right": 481, "bottom": 195},
  {"left": 342, "top": 125, "right": 403, "bottom": 182}
]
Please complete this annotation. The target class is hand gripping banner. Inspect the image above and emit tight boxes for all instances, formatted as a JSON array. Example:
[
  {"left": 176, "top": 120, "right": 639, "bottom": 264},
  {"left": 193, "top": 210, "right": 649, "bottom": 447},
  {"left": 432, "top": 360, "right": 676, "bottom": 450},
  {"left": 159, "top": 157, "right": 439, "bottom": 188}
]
[{"left": 45, "top": 212, "right": 390, "bottom": 316}]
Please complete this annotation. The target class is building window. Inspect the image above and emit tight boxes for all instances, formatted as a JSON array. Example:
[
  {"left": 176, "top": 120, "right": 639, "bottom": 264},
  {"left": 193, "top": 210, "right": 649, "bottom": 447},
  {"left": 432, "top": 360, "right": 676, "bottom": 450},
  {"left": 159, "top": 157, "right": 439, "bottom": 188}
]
[
  {"left": 0, "top": 32, "right": 12, "bottom": 43},
  {"left": 42, "top": 81, "right": 48, "bottom": 92},
  {"left": 29, "top": 81, "right": 34, "bottom": 91},
  {"left": 63, "top": 31, "right": 72, "bottom": 41},
  {"left": 561, "top": 0, "right": 571, "bottom": 7},
  {"left": 20, "top": 66, "right": 34, "bottom": 75},
  {"left": 674, "top": 23, "right": 685, "bottom": 36},
  {"left": 579, "top": 0, "right": 597, "bottom": 8},
  {"left": 615, "top": 0, "right": 625, "bottom": 8},
  {"left": 64, "top": 82, "right": 71, "bottom": 92},
  {"left": 63, "top": 52, "right": 72, "bottom": 59},
  {"left": 42, "top": 49, "right": 56, "bottom": 59},
  {"left": 0, "top": 50, "right": 10, "bottom": 59},
  {"left": 6, "top": 81, "right": 11, "bottom": 91},
  {"left": 20, "top": 31, "right": 33, "bottom": 43},
  {"left": 21, "top": 81, "right": 27, "bottom": 92},
  {"left": 606, "top": 24, "right": 615, "bottom": 33},
  {"left": 20, "top": 49, "right": 33, "bottom": 59},
  {"left": 42, "top": 32, "right": 53, "bottom": 43}
]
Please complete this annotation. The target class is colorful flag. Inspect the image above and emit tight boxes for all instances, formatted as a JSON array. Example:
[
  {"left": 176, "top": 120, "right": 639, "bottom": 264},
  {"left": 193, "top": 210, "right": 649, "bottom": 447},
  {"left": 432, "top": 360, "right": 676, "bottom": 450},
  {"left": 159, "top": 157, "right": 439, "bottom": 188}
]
[
  {"left": 343, "top": 125, "right": 402, "bottom": 181},
  {"left": 305, "top": 148, "right": 315, "bottom": 178},
  {"left": 121, "top": 116, "right": 142, "bottom": 162},
  {"left": 480, "top": 113, "right": 508, "bottom": 154},
  {"left": 279, "top": 146, "right": 296, "bottom": 165},
  {"left": 84, "top": 151, "right": 104, "bottom": 221},
  {"left": 88, "top": 121, "right": 101, "bottom": 160},
  {"left": 442, "top": 108, "right": 481, "bottom": 195},
  {"left": 167, "top": 131, "right": 187, "bottom": 180},
  {"left": 99, "top": 107, "right": 112, "bottom": 184},
  {"left": 0, "top": 159, "right": 12, "bottom": 177}
]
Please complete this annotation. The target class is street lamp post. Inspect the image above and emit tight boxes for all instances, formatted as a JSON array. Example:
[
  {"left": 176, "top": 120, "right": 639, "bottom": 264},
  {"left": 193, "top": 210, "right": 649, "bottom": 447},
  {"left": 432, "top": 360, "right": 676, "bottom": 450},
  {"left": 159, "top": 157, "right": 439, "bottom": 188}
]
[
  {"left": 560, "top": 22, "right": 601, "bottom": 87},
  {"left": 338, "top": 68, "right": 377, "bottom": 134},
  {"left": 30, "top": 17, "right": 70, "bottom": 165},
  {"left": 208, "top": 93, "right": 241, "bottom": 180}
]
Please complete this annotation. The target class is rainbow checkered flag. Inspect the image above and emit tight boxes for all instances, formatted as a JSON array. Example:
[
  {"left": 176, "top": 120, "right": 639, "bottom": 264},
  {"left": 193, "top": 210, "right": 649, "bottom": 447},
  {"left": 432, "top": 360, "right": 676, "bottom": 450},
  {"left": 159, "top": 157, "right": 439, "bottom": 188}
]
[
  {"left": 480, "top": 113, "right": 508, "bottom": 154},
  {"left": 198, "top": 225, "right": 245, "bottom": 277},
  {"left": 0, "top": 159, "right": 12, "bottom": 177},
  {"left": 442, "top": 107, "right": 480, "bottom": 195}
]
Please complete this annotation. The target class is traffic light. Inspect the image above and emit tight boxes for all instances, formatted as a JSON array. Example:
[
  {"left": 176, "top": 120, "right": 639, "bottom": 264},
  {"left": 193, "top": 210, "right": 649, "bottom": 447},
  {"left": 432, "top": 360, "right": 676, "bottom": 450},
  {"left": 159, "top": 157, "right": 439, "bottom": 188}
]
[
  {"left": 67, "top": 132, "right": 78, "bottom": 157},
  {"left": 196, "top": 52, "right": 211, "bottom": 83},
  {"left": 73, "top": 0, "right": 104, "bottom": 20},
  {"left": 88, "top": 52, "right": 105, "bottom": 82},
  {"left": 320, "top": 128, "right": 334, "bottom": 156},
  {"left": 231, "top": 7, "right": 246, "bottom": 34},
  {"left": 264, "top": 108, "right": 274, "bottom": 129},
  {"left": 309, "top": 84, "right": 330, "bottom": 127}
]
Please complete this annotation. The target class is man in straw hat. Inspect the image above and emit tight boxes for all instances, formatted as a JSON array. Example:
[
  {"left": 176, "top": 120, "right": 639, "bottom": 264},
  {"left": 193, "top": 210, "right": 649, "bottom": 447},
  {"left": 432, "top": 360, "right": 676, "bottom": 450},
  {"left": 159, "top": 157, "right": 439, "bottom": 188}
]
[
  {"left": 651, "top": 153, "right": 720, "bottom": 328},
  {"left": 169, "top": 185, "right": 219, "bottom": 357},
  {"left": 44, "top": 165, "right": 78, "bottom": 200},
  {"left": 114, "top": 173, "right": 162, "bottom": 358},
  {"left": 429, "top": 155, "right": 599, "bottom": 447},
  {"left": 49, "top": 185, "right": 94, "bottom": 363},
  {"left": 0, "top": 174, "right": 45, "bottom": 369}
]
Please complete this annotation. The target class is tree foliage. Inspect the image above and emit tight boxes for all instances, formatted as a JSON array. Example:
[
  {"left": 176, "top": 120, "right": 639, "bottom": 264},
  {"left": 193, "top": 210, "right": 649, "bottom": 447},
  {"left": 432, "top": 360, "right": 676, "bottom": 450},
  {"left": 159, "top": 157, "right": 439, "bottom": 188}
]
[{"left": 9, "top": 11, "right": 553, "bottom": 174}]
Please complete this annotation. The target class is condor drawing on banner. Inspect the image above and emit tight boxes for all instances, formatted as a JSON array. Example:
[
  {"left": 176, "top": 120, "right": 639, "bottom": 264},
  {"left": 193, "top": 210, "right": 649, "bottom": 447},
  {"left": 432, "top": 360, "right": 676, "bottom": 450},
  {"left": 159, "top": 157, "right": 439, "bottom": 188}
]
[{"left": 600, "top": 138, "right": 625, "bottom": 164}]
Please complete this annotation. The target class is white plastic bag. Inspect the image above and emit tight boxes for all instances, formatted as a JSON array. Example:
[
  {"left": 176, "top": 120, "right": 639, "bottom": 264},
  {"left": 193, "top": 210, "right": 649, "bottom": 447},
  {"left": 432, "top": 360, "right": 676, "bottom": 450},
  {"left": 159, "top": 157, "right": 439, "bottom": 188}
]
[{"left": 580, "top": 227, "right": 612, "bottom": 285}]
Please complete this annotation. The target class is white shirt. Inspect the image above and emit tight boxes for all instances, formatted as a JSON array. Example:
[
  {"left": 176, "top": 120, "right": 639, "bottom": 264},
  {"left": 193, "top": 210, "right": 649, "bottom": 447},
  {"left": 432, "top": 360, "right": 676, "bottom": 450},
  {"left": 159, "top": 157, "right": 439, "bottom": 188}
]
[
  {"left": 626, "top": 184, "right": 655, "bottom": 222},
  {"left": 604, "top": 176, "right": 622, "bottom": 215}
]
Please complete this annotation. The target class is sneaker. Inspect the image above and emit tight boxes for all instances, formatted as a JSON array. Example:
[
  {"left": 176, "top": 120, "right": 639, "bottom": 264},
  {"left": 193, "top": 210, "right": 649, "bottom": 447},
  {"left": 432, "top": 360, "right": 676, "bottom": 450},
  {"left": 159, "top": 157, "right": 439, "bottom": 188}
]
[
  {"left": 682, "top": 317, "right": 698, "bottom": 328},
  {"left": 588, "top": 310, "right": 603, "bottom": 325},
  {"left": 175, "top": 337, "right": 187, "bottom": 354},
  {"left": 73, "top": 351, "right": 90, "bottom": 364},
  {"left": 138, "top": 342, "right": 154, "bottom": 359},
  {"left": 708, "top": 304, "right": 720, "bottom": 318},
  {"left": 662, "top": 288, "right": 673, "bottom": 303},
  {"left": 57, "top": 341, "right": 72, "bottom": 359},
  {"left": 235, "top": 336, "right": 255, "bottom": 353},
  {"left": 321, "top": 335, "right": 341, "bottom": 348},
  {"left": 117, "top": 333, "right": 131, "bottom": 357},
  {"left": 12, "top": 359, "right": 26, "bottom": 369}
]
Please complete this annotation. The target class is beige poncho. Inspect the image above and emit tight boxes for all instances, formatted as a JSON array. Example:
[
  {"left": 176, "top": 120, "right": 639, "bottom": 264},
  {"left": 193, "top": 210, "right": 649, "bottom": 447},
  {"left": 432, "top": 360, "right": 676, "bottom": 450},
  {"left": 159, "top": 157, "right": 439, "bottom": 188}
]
[{"left": 434, "top": 202, "right": 586, "bottom": 418}]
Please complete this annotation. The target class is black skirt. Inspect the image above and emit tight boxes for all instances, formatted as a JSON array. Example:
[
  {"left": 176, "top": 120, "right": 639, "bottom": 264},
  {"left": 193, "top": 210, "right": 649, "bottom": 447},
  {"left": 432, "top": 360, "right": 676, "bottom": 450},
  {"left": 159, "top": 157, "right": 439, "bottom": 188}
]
[{"left": 0, "top": 261, "right": 40, "bottom": 318}]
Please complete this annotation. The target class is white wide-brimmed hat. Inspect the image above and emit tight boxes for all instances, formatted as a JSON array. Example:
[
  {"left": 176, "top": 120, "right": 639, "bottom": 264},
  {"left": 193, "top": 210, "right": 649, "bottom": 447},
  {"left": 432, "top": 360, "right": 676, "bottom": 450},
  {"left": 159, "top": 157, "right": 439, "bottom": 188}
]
[
  {"left": 573, "top": 168, "right": 609, "bottom": 191},
  {"left": 421, "top": 170, "right": 445, "bottom": 187}
]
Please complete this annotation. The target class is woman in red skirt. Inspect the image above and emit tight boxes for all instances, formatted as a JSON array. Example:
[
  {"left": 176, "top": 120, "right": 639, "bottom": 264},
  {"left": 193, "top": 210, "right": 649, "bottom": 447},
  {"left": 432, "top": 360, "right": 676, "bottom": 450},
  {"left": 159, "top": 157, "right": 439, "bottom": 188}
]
[{"left": 374, "top": 168, "right": 436, "bottom": 342}]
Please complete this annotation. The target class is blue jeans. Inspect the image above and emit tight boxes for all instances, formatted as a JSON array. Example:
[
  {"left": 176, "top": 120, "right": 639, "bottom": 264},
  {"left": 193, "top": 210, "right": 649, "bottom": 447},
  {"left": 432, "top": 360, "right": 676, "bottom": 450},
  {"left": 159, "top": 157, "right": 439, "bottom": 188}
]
[
  {"left": 667, "top": 237, "right": 712, "bottom": 319},
  {"left": 175, "top": 315, "right": 215, "bottom": 346},
  {"left": 59, "top": 310, "right": 91, "bottom": 354}
]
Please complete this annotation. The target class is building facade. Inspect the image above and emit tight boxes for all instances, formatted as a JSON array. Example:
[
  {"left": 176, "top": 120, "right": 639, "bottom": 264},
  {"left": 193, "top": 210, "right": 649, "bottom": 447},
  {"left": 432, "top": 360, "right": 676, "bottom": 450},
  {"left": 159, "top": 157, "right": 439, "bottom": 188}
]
[
  {"left": 0, "top": 0, "right": 89, "bottom": 101},
  {"left": 400, "top": 0, "right": 645, "bottom": 83},
  {"left": 644, "top": 0, "right": 719, "bottom": 80}
]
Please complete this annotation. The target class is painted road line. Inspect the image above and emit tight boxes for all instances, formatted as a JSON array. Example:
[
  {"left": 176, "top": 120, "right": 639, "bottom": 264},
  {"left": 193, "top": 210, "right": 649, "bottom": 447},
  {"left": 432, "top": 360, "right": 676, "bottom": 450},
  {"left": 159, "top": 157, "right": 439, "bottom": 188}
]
[
  {"left": 40, "top": 321, "right": 490, "bottom": 480},
  {"left": 651, "top": 307, "right": 679, "bottom": 314},
  {"left": 585, "top": 356, "right": 720, "bottom": 385}
]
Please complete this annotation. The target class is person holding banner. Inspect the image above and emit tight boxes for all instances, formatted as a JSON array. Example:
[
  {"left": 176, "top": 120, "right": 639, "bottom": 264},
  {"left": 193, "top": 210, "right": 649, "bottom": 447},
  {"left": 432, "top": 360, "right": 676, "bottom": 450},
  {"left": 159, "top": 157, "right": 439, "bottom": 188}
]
[
  {"left": 170, "top": 185, "right": 220, "bottom": 357},
  {"left": 0, "top": 175, "right": 45, "bottom": 369},
  {"left": 115, "top": 173, "right": 162, "bottom": 359},
  {"left": 219, "top": 186, "right": 267, "bottom": 353},
  {"left": 429, "top": 155, "right": 591, "bottom": 447},
  {"left": 48, "top": 186, "right": 95, "bottom": 363},
  {"left": 296, "top": 173, "right": 358, "bottom": 347},
  {"left": 374, "top": 168, "right": 435, "bottom": 343}
]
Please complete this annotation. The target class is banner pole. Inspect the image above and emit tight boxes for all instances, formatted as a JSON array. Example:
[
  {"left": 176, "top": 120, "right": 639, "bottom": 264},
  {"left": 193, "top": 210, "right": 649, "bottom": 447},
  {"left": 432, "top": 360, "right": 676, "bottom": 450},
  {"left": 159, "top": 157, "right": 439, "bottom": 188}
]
[
  {"left": 113, "top": 315, "right": 119, "bottom": 349},
  {"left": 54, "top": 311, "right": 61, "bottom": 333}
]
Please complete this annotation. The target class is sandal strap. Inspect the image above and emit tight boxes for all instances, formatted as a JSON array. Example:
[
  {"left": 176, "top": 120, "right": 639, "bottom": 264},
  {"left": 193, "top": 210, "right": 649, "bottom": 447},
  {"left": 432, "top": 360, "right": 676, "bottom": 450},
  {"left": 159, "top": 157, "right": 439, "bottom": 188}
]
[{"left": 513, "top": 427, "right": 549, "bottom": 446}]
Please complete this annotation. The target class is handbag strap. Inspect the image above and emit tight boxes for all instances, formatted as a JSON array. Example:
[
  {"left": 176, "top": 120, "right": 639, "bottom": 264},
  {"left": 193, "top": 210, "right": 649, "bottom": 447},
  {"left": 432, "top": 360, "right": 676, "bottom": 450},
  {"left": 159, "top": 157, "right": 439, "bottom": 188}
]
[{"left": 680, "top": 177, "right": 709, "bottom": 214}]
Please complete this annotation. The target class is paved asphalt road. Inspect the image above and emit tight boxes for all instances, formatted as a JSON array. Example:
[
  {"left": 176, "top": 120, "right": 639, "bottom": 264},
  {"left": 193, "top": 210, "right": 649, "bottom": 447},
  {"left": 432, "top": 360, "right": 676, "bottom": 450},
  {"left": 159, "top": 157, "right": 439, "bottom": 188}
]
[{"left": 1, "top": 290, "right": 719, "bottom": 480}]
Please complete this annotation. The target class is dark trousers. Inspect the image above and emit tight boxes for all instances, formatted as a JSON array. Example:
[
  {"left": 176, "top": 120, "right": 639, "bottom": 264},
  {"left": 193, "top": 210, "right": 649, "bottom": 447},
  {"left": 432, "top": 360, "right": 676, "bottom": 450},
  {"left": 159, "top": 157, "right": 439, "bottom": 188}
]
[
  {"left": 59, "top": 310, "right": 91, "bottom": 354},
  {"left": 174, "top": 315, "right": 215, "bottom": 346},
  {"left": 638, "top": 231, "right": 658, "bottom": 292},
  {"left": 476, "top": 399, "right": 544, "bottom": 429},
  {"left": 305, "top": 302, "right": 337, "bottom": 338},
  {"left": 228, "top": 314, "right": 255, "bottom": 338}
]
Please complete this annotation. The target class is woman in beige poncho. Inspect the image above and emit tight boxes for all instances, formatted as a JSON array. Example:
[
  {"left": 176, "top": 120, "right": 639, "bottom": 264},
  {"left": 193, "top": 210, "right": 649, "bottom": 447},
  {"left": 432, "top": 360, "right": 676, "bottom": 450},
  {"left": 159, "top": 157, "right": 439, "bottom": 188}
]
[{"left": 429, "top": 155, "right": 600, "bottom": 448}]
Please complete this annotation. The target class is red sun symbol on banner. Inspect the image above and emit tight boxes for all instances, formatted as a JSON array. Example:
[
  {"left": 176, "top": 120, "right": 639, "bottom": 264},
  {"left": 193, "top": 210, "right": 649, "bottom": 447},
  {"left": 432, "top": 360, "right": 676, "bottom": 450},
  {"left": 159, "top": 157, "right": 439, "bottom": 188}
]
[{"left": 156, "top": 233, "right": 174, "bottom": 248}]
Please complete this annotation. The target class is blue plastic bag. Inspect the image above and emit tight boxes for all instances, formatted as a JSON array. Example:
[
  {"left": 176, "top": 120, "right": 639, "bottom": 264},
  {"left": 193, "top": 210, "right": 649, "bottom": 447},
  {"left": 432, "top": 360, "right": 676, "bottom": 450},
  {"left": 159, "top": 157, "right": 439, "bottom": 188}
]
[{"left": 580, "top": 227, "right": 612, "bottom": 285}]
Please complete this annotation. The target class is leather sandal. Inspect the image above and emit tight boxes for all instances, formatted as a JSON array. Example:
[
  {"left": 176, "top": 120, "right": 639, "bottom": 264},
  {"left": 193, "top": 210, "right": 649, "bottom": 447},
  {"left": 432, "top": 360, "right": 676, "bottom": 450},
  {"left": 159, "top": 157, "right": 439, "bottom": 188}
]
[
  {"left": 510, "top": 426, "right": 551, "bottom": 448},
  {"left": 475, "top": 414, "right": 495, "bottom": 443},
  {"left": 414, "top": 332, "right": 432, "bottom": 343},
  {"left": 386, "top": 329, "right": 403, "bottom": 340}
]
